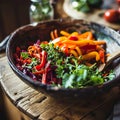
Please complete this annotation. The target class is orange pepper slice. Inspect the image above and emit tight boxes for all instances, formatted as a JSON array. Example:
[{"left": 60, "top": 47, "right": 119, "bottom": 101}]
[
  {"left": 78, "top": 31, "right": 93, "bottom": 40},
  {"left": 82, "top": 51, "right": 100, "bottom": 61}
]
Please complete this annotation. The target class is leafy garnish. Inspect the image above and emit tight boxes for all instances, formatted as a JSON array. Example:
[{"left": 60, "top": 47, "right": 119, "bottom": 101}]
[
  {"left": 21, "top": 52, "right": 29, "bottom": 59},
  {"left": 40, "top": 43, "right": 65, "bottom": 65}
]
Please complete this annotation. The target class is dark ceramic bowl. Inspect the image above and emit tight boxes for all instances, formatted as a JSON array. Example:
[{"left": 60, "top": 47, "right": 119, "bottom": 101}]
[{"left": 6, "top": 18, "right": 120, "bottom": 100}]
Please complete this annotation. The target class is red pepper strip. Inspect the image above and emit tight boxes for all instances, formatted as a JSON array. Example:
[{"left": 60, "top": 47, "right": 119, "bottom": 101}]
[
  {"left": 81, "top": 45, "right": 96, "bottom": 54},
  {"left": 42, "top": 72, "right": 47, "bottom": 84},
  {"left": 81, "top": 45, "right": 96, "bottom": 51},
  {"left": 33, "top": 69, "right": 45, "bottom": 75},
  {"left": 35, "top": 51, "right": 47, "bottom": 71},
  {"left": 99, "top": 50, "right": 105, "bottom": 63},
  {"left": 42, "top": 61, "right": 51, "bottom": 84},
  {"left": 69, "top": 36, "right": 78, "bottom": 41}
]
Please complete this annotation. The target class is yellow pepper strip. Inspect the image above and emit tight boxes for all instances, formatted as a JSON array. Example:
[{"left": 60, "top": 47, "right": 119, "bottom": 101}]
[
  {"left": 69, "top": 49, "right": 78, "bottom": 57},
  {"left": 61, "top": 39, "right": 106, "bottom": 47},
  {"left": 60, "top": 30, "right": 70, "bottom": 37},
  {"left": 75, "top": 46, "right": 82, "bottom": 55},
  {"left": 70, "top": 32, "right": 79, "bottom": 36},
  {"left": 61, "top": 40, "right": 95, "bottom": 47},
  {"left": 54, "top": 37, "right": 68, "bottom": 47},
  {"left": 94, "top": 41, "right": 106, "bottom": 45},
  {"left": 60, "top": 36, "right": 68, "bottom": 41},
  {"left": 82, "top": 51, "right": 100, "bottom": 61},
  {"left": 68, "top": 44, "right": 76, "bottom": 49},
  {"left": 78, "top": 31, "right": 93, "bottom": 40}
]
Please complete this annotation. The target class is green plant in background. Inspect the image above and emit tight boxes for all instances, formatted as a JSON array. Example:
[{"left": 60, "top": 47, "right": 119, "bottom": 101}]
[
  {"left": 71, "top": 0, "right": 103, "bottom": 13},
  {"left": 30, "top": 0, "right": 54, "bottom": 23}
]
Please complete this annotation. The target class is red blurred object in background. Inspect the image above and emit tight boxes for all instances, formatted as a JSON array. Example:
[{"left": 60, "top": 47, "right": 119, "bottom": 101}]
[
  {"left": 118, "top": 7, "right": 120, "bottom": 14},
  {"left": 116, "top": 0, "right": 120, "bottom": 5},
  {"left": 104, "top": 9, "right": 120, "bottom": 23}
]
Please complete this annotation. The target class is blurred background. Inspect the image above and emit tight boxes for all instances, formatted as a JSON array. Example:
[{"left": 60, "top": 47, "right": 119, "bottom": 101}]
[
  {"left": 0, "top": 0, "right": 66, "bottom": 42},
  {"left": 0, "top": 0, "right": 30, "bottom": 42},
  {"left": 0, "top": 0, "right": 119, "bottom": 42}
]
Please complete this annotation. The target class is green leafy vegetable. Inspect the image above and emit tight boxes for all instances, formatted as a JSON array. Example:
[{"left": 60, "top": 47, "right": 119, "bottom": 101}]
[
  {"left": 40, "top": 43, "right": 65, "bottom": 65},
  {"left": 40, "top": 43, "right": 115, "bottom": 88},
  {"left": 21, "top": 52, "right": 29, "bottom": 59}
]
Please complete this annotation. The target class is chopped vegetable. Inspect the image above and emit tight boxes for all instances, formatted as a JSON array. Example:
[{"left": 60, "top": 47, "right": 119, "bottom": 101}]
[{"left": 14, "top": 30, "right": 115, "bottom": 88}]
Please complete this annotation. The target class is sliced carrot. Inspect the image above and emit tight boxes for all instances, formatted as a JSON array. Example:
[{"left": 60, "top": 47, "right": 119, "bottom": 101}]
[
  {"left": 50, "top": 31, "right": 55, "bottom": 40},
  {"left": 54, "top": 29, "right": 58, "bottom": 38},
  {"left": 50, "top": 29, "right": 59, "bottom": 40}
]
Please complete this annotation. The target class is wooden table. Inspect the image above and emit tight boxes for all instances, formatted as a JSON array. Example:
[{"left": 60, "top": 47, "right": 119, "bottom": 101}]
[{"left": 0, "top": 55, "right": 120, "bottom": 120}]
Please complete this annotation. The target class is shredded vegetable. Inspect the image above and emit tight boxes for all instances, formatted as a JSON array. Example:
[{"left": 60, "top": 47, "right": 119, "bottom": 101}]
[{"left": 14, "top": 30, "right": 115, "bottom": 88}]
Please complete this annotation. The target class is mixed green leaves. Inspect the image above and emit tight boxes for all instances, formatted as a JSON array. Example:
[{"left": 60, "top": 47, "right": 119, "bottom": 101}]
[{"left": 40, "top": 43, "right": 115, "bottom": 88}]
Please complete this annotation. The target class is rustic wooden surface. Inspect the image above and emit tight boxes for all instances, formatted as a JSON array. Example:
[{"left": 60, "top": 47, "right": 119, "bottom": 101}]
[
  {"left": 63, "top": 0, "right": 120, "bottom": 30},
  {"left": 0, "top": 56, "right": 120, "bottom": 120}
]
